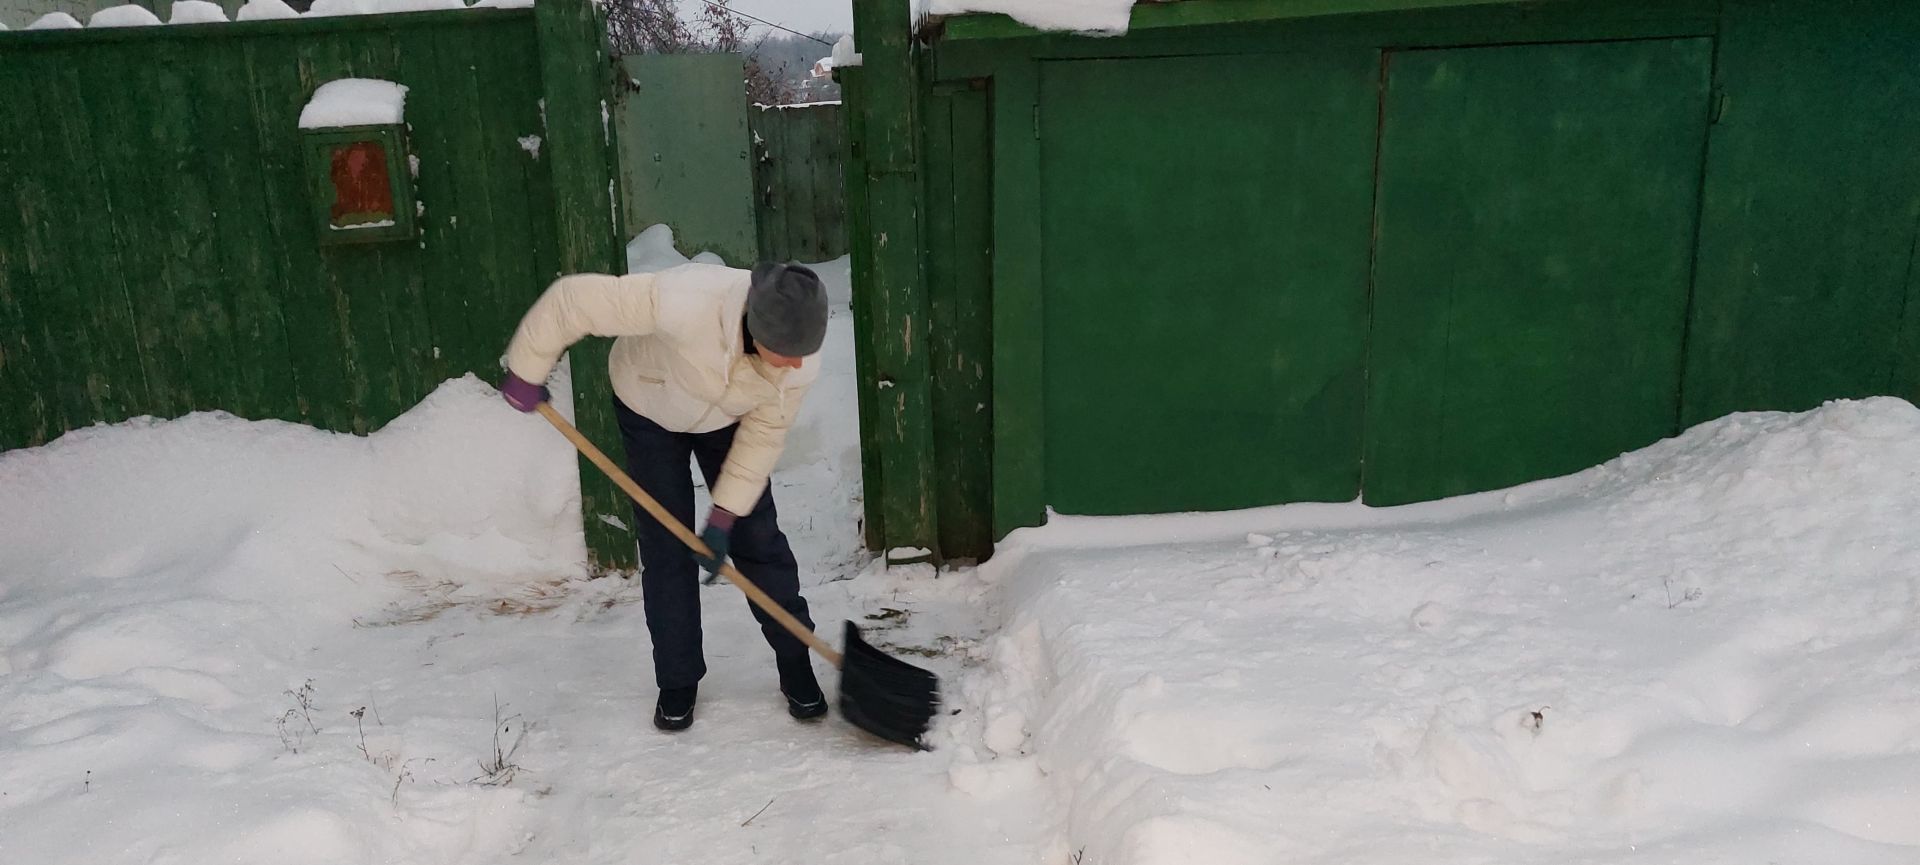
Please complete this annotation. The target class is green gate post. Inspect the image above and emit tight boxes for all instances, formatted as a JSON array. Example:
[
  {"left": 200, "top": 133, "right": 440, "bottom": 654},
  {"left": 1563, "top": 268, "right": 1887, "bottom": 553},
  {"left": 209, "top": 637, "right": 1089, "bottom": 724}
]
[
  {"left": 537, "top": 0, "right": 636, "bottom": 574},
  {"left": 848, "top": 0, "right": 940, "bottom": 560}
]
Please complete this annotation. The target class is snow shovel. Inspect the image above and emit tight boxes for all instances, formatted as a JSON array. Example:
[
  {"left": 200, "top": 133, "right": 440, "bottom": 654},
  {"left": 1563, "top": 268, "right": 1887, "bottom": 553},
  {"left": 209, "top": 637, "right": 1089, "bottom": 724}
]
[{"left": 534, "top": 402, "right": 940, "bottom": 749}]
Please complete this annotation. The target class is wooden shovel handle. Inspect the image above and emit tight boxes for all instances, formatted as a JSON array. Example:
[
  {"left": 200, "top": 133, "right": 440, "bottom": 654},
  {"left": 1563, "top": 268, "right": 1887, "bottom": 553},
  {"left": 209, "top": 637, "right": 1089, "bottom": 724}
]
[{"left": 537, "top": 402, "right": 844, "bottom": 667}]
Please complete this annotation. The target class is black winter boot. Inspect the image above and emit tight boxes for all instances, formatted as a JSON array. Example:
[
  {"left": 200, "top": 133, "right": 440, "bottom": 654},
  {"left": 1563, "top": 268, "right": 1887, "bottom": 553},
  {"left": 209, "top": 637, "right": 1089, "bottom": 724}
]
[
  {"left": 778, "top": 655, "right": 827, "bottom": 721},
  {"left": 653, "top": 685, "right": 697, "bottom": 731}
]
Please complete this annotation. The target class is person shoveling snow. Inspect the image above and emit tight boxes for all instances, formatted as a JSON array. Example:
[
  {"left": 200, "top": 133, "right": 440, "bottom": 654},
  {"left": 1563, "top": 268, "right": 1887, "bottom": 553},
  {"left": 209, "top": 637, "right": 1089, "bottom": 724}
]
[{"left": 499, "top": 261, "right": 937, "bottom": 746}]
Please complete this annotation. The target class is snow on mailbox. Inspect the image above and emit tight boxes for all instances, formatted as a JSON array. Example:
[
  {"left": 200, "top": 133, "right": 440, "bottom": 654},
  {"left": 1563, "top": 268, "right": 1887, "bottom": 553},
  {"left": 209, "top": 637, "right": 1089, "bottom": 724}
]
[{"left": 299, "top": 79, "right": 416, "bottom": 244}]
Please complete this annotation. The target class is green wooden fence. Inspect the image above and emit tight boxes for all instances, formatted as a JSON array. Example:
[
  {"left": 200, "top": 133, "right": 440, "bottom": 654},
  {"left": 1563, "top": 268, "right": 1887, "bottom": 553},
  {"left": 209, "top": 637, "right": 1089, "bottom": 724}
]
[
  {"left": 846, "top": 0, "right": 1920, "bottom": 562},
  {"left": 0, "top": 1, "right": 636, "bottom": 572},
  {"left": 751, "top": 102, "right": 850, "bottom": 264}
]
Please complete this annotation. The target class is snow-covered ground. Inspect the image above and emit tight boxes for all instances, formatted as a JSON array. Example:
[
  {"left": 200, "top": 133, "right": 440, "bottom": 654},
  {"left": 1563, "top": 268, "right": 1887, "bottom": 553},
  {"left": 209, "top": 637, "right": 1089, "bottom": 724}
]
[
  {"left": 959, "top": 398, "right": 1920, "bottom": 865},
  {"left": 4, "top": 232, "right": 1919, "bottom": 863}
]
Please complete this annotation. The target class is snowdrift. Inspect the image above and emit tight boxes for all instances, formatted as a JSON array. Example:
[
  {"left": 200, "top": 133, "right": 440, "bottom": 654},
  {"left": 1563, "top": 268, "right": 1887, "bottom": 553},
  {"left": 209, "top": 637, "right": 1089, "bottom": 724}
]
[{"left": 947, "top": 397, "right": 1920, "bottom": 865}]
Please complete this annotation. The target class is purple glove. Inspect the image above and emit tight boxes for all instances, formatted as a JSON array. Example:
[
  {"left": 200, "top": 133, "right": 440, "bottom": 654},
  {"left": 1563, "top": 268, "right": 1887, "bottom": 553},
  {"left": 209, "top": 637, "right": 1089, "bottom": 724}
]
[{"left": 500, "top": 371, "right": 548, "bottom": 412}]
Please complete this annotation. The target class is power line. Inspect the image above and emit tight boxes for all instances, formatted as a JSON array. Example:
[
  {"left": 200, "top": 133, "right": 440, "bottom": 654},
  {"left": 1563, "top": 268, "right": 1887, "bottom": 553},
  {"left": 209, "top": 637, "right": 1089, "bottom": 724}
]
[{"left": 696, "top": 0, "right": 835, "bottom": 47}]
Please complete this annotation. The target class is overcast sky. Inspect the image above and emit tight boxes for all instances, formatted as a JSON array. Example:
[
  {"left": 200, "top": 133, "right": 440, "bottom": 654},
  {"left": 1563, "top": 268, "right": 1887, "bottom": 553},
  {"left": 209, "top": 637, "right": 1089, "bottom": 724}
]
[{"left": 689, "top": 0, "right": 854, "bottom": 36}]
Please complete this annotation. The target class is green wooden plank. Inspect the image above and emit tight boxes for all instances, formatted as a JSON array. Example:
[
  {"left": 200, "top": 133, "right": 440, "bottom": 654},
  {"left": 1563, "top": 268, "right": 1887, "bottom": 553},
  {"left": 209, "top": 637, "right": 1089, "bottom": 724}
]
[
  {"left": 471, "top": 23, "right": 558, "bottom": 377},
  {"left": 762, "top": 107, "right": 796, "bottom": 263},
  {"left": 853, "top": 0, "right": 939, "bottom": 554},
  {"left": 837, "top": 66, "right": 886, "bottom": 552},
  {"left": 0, "top": 50, "right": 59, "bottom": 448},
  {"left": 391, "top": 27, "right": 469, "bottom": 390},
  {"left": 151, "top": 37, "right": 246, "bottom": 416},
  {"left": 749, "top": 106, "right": 779, "bottom": 262},
  {"left": 803, "top": 107, "right": 832, "bottom": 262},
  {"left": 782, "top": 109, "right": 820, "bottom": 263},
  {"left": 53, "top": 45, "right": 167, "bottom": 426},
  {"left": 813, "top": 104, "right": 850, "bottom": 261},
  {"left": 764, "top": 108, "right": 793, "bottom": 262},
  {"left": 989, "top": 60, "right": 1044, "bottom": 536},
  {"left": 1682, "top": 0, "right": 1920, "bottom": 424},
  {"left": 11, "top": 52, "right": 86, "bottom": 438},
  {"left": 926, "top": 84, "right": 995, "bottom": 560},
  {"left": 193, "top": 39, "right": 302, "bottom": 423},
  {"left": 540, "top": 0, "right": 634, "bottom": 573},
  {"left": 363, "top": 30, "right": 443, "bottom": 421},
  {"left": 250, "top": 35, "right": 359, "bottom": 432},
  {"left": 1039, "top": 51, "right": 1374, "bottom": 515},
  {"left": 1366, "top": 38, "right": 1712, "bottom": 505},
  {"left": 67, "top": 44, "right": 187, "bottom": 425}
]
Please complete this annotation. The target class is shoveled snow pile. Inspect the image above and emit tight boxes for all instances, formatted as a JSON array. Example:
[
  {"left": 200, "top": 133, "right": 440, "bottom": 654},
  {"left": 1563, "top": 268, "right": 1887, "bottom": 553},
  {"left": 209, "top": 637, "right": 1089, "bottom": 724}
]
[
  {"left": 0, "top": 377, "right": 589, "bottom": 862},
  {"left": 946, "top": 397, "right": 1920, "bottom": 864},
  {"left": 624, "top": 222, "right": 726, "bottom": 272}
]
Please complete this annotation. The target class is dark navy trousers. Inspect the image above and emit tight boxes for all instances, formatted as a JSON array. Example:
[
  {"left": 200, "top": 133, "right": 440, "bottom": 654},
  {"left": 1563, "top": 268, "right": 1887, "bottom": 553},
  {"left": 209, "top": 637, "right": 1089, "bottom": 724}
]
[{"left": 614, "top": 398, "right": 815, "bottom": 690}]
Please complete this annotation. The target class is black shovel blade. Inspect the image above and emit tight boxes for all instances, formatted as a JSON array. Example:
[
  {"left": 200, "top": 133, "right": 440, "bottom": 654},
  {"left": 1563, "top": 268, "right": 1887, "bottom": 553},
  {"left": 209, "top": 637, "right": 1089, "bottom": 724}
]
[{"left": 836, "top": 621, "right": 941, "bottom": 750}]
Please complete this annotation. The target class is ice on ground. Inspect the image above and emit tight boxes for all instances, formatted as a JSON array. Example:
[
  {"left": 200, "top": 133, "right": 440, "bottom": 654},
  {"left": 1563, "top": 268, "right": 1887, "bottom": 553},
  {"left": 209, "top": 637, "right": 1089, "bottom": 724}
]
[
  {"left": 89, "top": 4, "right": 162, "bottom": 26},
  {"left": 300, "top": 78, "right": 410, "bottom": 129},
  {"left": 236, "top": 0, "right": 300, "bottom": 20},
  {"left": 945, "top": 396, "right": 1920, "bottom": 865},
  {"left": 168, "top": 0, "right": 228, "bottom": 23}
]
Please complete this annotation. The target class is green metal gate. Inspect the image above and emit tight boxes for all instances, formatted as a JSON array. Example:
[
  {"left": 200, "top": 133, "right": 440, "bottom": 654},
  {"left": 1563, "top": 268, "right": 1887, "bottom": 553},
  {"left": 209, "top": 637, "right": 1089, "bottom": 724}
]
[
  {"left": 615, "top": 52, "right": 756, "bottom": 265},
  {"left": 1037, "top": 52, "right": 1378, "bottom": 514},
  {"left": 1364, "top": 38, "right": 1715, "bottom": 504}
]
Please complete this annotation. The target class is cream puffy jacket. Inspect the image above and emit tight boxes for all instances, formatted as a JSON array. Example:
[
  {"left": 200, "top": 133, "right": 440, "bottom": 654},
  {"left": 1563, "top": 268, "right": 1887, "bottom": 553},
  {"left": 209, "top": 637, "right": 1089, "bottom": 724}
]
[{"left": 503, "top": 263, "right": 820, "bottom": 516}]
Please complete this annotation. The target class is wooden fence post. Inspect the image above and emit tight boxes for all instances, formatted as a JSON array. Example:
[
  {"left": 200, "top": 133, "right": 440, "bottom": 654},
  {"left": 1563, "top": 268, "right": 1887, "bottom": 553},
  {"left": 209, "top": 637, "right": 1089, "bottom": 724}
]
[
  {"left": 536, "top": 0, "right": 635, "bottom": 574},
  {"left": 847, "top": 0, "right": 939, "bottom": 560}
]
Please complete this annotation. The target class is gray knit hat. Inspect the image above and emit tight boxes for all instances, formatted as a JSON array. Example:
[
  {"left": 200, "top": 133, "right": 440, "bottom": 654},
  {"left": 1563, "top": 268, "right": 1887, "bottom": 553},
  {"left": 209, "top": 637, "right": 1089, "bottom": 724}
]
[{"left": 747, "top": 262, "right": 829, "bottom": 357}]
